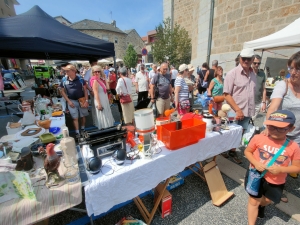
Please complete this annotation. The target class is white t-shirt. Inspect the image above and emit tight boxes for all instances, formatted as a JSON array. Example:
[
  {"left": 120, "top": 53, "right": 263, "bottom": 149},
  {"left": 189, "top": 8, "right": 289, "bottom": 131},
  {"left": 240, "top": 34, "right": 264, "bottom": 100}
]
[
  {"left": 116, "top": 77, "right": 133, "bottom": 95},
  {"left": 135, "top": 71, "right": 149, "bottom": 92},
  {"left": 171, "top": 69, "right": 178, "bottom": 79}
]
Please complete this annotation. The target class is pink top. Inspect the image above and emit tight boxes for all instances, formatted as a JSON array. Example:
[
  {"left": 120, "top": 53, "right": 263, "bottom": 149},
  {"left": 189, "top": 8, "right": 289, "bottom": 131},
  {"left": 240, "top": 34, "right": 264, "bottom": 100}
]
[
  {"left": 223, "top": 64, "right": 256, "bottom": 117},
  {"left": 249, "top": 134, "right": 300, "bottom": 185}
]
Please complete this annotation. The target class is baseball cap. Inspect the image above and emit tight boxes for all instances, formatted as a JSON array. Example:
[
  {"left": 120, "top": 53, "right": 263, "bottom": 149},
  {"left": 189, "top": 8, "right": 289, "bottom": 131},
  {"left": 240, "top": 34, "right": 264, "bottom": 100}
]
[
  {"left": 109, "top": 68, "right": 115, "bottom": 72},
  {"left": 240, "top": 48, "right": 254, "bottom": 58},
  {"left": 178, "top": 64, "right": 188, "bottom": 72},
  {"left": 264, "top": 110, "right": 295, "bottom": 128},
  {"left": 63, "top": 64, "right": 76, "bottom": 71},
  {"left": 188, "top": 64, "right": 194, "bottom": 71}
]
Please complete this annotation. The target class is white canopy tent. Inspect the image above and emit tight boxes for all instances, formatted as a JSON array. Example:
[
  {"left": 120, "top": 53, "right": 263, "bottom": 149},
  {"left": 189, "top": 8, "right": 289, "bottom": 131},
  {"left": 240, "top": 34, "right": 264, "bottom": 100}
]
[{"left": 243, "top": 18, "right": 300, "bottom": 51}]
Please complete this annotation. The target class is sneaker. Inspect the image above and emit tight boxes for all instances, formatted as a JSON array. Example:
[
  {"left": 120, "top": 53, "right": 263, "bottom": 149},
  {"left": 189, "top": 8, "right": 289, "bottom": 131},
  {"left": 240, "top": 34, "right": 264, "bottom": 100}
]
[
  {"left": 228, "top": 150, "right": 242, "bottom": 164},
  {"left": 75, "top": 133, "right": 81, "bottom": 139},
  {"left": 281, "top": 193, "right": 288, "bottom": 203},
  {"left": 221, "top": 151, "right": 229, "bottom": 158},
  {"left": 257, "top": 205, "right": 265, "bottom": 218}
]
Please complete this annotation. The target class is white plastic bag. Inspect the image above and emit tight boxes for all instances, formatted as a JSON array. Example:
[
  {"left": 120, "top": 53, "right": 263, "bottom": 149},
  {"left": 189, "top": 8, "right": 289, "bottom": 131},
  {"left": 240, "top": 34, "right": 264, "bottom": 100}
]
[{"left": 242, "top": 124, "right": 255, "bottom": 146}]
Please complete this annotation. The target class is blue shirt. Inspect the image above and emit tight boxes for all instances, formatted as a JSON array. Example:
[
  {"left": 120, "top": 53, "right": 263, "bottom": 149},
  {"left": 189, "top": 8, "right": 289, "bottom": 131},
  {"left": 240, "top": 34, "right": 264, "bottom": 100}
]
[
  {"left": 60, "top": 75, "right": 86, "bottom": 100},
  {"left": 104, "top": 69, "right": 109, "bottom": 78}
]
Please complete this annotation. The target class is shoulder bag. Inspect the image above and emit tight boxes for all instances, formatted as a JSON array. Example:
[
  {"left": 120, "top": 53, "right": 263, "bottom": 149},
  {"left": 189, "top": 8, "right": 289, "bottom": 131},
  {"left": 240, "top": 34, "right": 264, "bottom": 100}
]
[
  {"left": 245, "top": 139, "right": 290, "bottom": 196},
  {"left": 179, "top": 80, "right": 191, "bottom": 110},
  {"left": 119, "top": 78, "right": 132, "bottom": 104}
]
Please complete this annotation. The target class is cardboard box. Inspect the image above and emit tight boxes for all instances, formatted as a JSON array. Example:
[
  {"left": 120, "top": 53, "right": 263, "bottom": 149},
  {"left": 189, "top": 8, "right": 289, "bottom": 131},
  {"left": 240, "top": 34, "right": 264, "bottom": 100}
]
[
  {"left": 167, "top": 174, "right": 184, "bottom": 191},
  {"left": 154, "top": 183, "right": 172, "bottom": 218},
  {"left": 6, "top": 122, "right": 22, "bottom": 135}
]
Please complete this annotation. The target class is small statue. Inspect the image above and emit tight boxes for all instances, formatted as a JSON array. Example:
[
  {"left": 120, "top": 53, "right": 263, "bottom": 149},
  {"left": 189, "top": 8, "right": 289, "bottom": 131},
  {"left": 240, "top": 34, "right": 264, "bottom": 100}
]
[{"left": 43, "top": 143, "right": 63, "bottom": 188}]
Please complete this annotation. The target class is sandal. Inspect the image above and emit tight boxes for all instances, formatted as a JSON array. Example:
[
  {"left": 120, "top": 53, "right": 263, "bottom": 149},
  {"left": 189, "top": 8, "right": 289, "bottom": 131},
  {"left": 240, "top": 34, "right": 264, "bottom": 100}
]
[{"left": 281, "top": 193, "right": 288, "bottom": 203}]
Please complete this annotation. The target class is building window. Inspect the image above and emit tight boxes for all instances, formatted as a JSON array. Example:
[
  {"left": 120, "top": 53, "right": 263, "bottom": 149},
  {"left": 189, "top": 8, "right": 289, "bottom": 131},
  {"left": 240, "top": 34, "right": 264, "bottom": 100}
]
[
  {"left": 115, "top": 37, "right": 118, "bottom": 44},
  {"left": 4, "top": 0, "right": 10, "bottom": 8},
  {"left": 102, "top": 35, "right": 109, "bottom": 41}
]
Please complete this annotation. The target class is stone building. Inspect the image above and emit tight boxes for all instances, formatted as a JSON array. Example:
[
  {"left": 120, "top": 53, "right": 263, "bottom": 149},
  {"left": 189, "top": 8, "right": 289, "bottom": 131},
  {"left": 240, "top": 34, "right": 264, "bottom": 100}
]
[
  {"left": 0, "top": 0, "right": 19, "bottom": 18},
  {"left": 54, "top": 16, "right": 72, "bottom": 26},
  {"left": 141, "top": 30, "right": 157, "bottom": 63},
  {"left": 164, "top": 0, "right": 300, "bottom": 75},
  {"left": 70, "top": 19, "right": 144, "bottom": 61}
]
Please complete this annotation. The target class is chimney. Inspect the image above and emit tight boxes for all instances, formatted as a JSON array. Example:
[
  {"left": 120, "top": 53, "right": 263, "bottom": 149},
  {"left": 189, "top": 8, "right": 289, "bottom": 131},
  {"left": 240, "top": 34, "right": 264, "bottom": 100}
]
[{"left": 111, "top": 20, "right": 116, "bottom": 27}]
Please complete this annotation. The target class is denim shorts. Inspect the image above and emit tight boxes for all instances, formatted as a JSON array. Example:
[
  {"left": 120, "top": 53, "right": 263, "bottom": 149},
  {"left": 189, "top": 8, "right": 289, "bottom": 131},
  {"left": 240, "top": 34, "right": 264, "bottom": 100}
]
[{"left": 234, "top": 116, "right": 251, "bottom": 130}]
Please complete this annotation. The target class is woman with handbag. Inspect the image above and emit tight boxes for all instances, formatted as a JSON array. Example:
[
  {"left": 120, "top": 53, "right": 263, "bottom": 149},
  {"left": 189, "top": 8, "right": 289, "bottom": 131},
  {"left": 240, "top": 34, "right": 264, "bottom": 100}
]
[
  {"left": 174, "top": 64, "right": 190, "bottom": 118},
  {"left": 244, "top": 110, "right": 300, "bottom": 224},
  {"left": 90, "top": 66, "right": 114, "bottom": 129},
  {"left": 207, "top": 66, "right": 224, "bottom": 113},
  {"left": 116, "top": 67, "right": 134, "bottom": 125}
]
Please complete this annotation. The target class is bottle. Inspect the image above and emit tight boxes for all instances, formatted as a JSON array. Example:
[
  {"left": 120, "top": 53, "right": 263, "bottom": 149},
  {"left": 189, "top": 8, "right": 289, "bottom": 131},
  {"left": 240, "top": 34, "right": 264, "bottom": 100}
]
[
  {"left": 60, "top": 128, "right": 77, "bottom": 167},
  {"left": 209, "top": 101, "right": 213, "bottom": 115}
]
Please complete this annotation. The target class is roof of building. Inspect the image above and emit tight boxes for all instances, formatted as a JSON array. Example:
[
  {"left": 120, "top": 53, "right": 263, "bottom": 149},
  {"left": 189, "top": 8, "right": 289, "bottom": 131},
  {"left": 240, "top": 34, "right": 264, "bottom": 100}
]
[
  {"left": 54, "top": 16, "right": 72, "bottom": 24},
  {"left": 70, "top": 19, "right": 125, "bottom": 34},
  {"left": 147, "top": 30, "right": 157, "bottom": 36},
  {"left": 124, "top": 29, "right": 134, "bottom": 34},
  {"left": 141, "top": 36, "right": 147, "bottom": 42}
]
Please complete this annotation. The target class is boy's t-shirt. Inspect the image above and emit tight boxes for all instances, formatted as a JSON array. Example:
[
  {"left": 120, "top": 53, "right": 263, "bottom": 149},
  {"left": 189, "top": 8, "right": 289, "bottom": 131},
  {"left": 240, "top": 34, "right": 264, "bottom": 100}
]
[{"left": 248, "top": 133, "right": 300, "bottom": 185}]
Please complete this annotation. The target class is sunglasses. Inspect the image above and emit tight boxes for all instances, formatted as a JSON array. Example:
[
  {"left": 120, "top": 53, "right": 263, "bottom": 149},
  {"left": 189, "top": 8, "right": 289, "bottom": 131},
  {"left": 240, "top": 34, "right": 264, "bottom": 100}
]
[
  {"left": 93, "top": 71, "right": 101, "bottom": 74},
  {"left": 241, "top": 57, "right": 253, "bottom": 61},
  {"left": 267, "top": 125, "right": 290, "bottom": 133},
  {"left": 253, "top": 62, "right": 261, "bottom": 65}
]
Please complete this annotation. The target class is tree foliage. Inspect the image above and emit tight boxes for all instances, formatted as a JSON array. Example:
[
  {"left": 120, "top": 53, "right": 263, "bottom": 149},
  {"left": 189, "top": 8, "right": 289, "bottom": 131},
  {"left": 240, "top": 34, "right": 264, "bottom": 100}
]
[
  {"left": 152, "top": 18, "right": 192, "bottom": 68},
  {"left": 123, "top": 44, "right": 138, "bottom": 68}
]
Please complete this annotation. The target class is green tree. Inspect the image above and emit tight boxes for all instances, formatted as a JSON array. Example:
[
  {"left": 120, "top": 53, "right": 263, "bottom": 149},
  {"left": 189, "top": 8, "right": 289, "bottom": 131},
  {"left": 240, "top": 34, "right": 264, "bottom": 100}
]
[
  {"left": 152, "top": 18, "right": 191, "bottom": 68},
  {"left": 123, "top": 44, "right": 138, "bottom": 68}
]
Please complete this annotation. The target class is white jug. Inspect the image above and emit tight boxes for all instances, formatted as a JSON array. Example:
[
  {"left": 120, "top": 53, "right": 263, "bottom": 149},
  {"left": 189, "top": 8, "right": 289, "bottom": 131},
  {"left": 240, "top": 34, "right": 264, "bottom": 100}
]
[{"left": 203, "top": 113, "right": 214, "bottom": 132}]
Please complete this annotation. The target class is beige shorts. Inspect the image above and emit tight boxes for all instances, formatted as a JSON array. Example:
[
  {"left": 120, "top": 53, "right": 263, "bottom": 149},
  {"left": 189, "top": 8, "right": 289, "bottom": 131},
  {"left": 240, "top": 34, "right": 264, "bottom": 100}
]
[{"left": 155, "top": 97, "right": 170, "bottom": 116}]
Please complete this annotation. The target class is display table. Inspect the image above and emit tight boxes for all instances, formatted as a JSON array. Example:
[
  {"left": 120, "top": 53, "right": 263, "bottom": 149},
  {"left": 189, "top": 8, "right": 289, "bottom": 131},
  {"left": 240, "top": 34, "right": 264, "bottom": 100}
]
[
  {"left": 84, "top": 124, "right": 243, "bottom": 217},
  {"left": 0, "top": 156, "right": 82, "bottom": 225}
]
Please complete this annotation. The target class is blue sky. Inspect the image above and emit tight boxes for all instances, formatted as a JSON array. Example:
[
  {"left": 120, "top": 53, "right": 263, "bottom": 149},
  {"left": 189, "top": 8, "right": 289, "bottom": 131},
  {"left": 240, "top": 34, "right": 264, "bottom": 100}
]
[{"left": 15, "top": 0, "right": 163, "bottom": 37}]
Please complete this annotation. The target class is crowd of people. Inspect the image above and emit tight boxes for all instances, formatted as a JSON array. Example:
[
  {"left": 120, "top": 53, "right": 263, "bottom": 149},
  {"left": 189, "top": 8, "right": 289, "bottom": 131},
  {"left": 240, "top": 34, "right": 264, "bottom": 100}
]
[{"left": 57, "top": 50, "right": 300, "bottom": 224}]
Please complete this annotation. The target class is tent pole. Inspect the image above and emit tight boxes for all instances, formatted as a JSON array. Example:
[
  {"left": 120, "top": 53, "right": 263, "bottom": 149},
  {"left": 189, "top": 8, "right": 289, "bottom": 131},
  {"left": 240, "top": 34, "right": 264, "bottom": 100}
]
[
  {"left": 113, "top": 56, "right": 116, "bottom": 70},
  {"left": 261, "top": 49, "right": 266, "bottom": 71}
]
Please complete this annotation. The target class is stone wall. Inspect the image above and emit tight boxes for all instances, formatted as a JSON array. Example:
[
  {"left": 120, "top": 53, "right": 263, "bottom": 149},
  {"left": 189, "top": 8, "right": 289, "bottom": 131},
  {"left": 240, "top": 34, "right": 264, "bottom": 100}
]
[
  {"left": 79, "top": 30, "right": 127, "bottom": 59},
  {"left": 212, "top": 0, "right": 300, "bottom": 55},
  {"left": 125, "top": 30, "right": 145, "bottom": 55},
  {"left": 164, "top": 0, "right": 300, "bottom": 73}
]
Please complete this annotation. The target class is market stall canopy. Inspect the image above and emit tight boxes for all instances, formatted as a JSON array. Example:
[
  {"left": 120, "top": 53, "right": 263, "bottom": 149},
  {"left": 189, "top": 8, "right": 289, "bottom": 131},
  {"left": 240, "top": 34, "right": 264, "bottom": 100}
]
[
  {"left": 0, "top": 5, "right": 115, "bottom": 60},
  {"left": 98, "top": 59, "right": 111, "bottom": 63},
  {"left": 243, "top": 18, "right": 300, "bottom": 51},
  {"left": 116, "top": 58, "right": 123, "bottom": 62}
]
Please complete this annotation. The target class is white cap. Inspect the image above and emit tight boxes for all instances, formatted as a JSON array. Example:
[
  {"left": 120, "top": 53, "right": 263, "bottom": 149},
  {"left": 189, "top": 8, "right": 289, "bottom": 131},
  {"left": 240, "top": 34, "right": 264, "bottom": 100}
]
[
  {"left": 178, "top": 64, "right": 188, "bottom": 72},
  {"left": 109, "top": 68, "right": 115, "bottom": 72},
  {"left": 240, "top": 48, "right": 254, "bottom": 58}
]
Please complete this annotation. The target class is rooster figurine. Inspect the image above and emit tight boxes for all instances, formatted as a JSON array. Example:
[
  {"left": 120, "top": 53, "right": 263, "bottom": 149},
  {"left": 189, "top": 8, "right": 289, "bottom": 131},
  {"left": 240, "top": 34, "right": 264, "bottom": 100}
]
[{"left": 44, "top": 143, "right": 63, "bottom": 188}]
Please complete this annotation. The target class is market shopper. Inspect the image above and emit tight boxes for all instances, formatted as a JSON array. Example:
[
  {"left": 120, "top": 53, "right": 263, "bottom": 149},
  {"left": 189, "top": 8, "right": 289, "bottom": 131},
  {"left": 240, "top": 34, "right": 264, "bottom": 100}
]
[
  {"left": 135, "top": 64, "right": 149, "bottom": 103},
  {"left": 170, "top": 65, "right": 178, "bottom": 88},
  {"left": 116, "top": 67, "right": 135, "bottom": 125},
  {"left": 150, "top": 62, "right": 173, "bottom": 117},
  {"left": 223, "top": 48, "right": 256, "bottom": 163},
  {"left": 84, "top": 59, "right": 97, "bottom": 125},
  {"left": 60, "top": 64, "right": 89, "bottom": 138},
  {"left": 251, "top": 55, "right": 267, "bottom": 120},
  {"left": 207, "top": 66, "right": 224, "bottom": 112},
  {"left": 244, "top": 110, "right": 300, "bottom": 224},
  {"left": 90, "top": 65, "right": 114, "bottom": 129},
  {"left": 108, "top": 68, "right": 117, "bottom": 96},
  {"left": 174, "top": 64, "right": 190, "bottom": 118},
  {"left": 197, "top": 62, "right": 209, "bottom": 94},
  {"left": 148, "top": 64, "right": 158, "bottom": 82},
  {"left": 203, "top": 60, "right": 218, "bottom": 88}
]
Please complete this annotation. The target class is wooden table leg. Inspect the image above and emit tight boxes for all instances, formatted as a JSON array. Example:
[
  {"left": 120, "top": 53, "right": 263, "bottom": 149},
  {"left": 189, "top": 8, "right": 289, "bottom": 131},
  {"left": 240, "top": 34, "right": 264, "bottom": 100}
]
[{"left": 133, "top": 178, "right": 170, "bottom": 225}]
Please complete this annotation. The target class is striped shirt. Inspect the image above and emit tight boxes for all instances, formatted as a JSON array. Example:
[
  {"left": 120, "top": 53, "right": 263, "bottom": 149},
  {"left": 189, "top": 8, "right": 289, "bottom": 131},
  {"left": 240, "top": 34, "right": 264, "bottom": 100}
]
[{"left": 175, "top": 77, "right": 189, "bottom": 102}]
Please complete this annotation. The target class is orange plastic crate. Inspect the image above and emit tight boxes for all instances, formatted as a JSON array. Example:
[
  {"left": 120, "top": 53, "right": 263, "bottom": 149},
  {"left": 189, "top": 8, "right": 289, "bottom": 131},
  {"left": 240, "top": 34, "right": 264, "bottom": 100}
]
[{"left": 161, "top": 118, "right": 206, "bottom": 150}]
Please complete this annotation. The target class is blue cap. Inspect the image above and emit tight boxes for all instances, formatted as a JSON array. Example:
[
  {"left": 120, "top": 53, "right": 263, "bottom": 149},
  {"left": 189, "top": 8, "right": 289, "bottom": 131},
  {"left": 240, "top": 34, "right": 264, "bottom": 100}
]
[{"left": 264, "top": 110, "right": 295, "bottom": 127}]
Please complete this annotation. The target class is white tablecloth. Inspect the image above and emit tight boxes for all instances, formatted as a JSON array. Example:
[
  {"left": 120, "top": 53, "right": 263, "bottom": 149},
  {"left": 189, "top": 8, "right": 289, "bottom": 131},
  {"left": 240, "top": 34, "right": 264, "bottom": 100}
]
[{"left": 85, "top": 124, "right": 243, "bottom": 216}]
